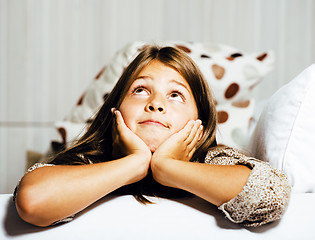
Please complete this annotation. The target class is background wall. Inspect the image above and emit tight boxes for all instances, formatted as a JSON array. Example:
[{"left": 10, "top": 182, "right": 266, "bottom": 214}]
[{"left": 1, "top": 0, "right": 314, "bottom": 193}]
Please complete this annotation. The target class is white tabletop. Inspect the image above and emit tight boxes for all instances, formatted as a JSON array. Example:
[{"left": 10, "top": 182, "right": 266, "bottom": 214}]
[{"left": 1, "top": 193, "right": 315, "bottom": 240}]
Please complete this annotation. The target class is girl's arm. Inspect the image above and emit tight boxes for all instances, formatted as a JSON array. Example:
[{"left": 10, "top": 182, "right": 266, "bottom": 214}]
[
  {"left": 151, "top": 121, "right": 290, "bottom": 226},
  {"left": 151, "top": 120, "right": 251, "bottom": 206},
  {"left": 151, "top": 157, "right": 251, "bottom": 206},
  {"left": 16, "top": 110, "right": 151, "bottom": 227},
  {"left": 16, "top": 154, "right": 149, "bottom": 227}
]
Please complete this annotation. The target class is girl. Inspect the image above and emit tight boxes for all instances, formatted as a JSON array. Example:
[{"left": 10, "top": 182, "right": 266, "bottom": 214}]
[{"left": 14, "top": 45, "right": 290, "bottom": 227}]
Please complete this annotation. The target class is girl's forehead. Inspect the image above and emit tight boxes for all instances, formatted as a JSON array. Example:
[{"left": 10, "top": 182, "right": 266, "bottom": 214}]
[{"left": 135, "top": 60, "right": 189, "bottom": 85}]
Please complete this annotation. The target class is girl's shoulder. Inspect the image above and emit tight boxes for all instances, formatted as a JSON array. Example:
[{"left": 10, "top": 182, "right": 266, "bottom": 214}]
[
  {"left": 26, "top": 162, "right": 55, "bottom": 173},
  {"left": 204, "top": 146, "right": 263, "bottom": 167}
]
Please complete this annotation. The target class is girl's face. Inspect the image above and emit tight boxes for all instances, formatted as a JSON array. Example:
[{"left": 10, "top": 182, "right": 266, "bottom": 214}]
[{"left": 119, "top": 60, "right": 198, "bottom": 152}]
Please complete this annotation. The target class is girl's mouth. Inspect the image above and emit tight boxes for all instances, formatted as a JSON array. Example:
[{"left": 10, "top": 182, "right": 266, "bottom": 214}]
[{"left": 139, "top": 120, "right": 168, "bottom": 128}]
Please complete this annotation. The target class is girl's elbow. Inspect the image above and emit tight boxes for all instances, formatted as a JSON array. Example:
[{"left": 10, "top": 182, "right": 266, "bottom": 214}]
[{"left": 15, "top": 187, "right": 52, "bottom": 227}]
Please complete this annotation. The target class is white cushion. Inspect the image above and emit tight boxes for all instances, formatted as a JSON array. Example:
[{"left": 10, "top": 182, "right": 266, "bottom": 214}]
[
  {"left": 2, "top": 194, "right": 315, "bottom": 239},
  {"left": 249, "top": 64, "right": 315, "bottom": 193}
]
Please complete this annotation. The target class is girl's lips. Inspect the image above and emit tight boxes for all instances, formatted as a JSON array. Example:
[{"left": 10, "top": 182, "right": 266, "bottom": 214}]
[{"left": 139, "top": 120, "right": 168, "bottom": 128}]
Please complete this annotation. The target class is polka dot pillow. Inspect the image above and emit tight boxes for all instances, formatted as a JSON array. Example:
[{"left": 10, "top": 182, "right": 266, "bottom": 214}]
[{"left": 53, "top": 41, "right": 274, "bottom": 151}]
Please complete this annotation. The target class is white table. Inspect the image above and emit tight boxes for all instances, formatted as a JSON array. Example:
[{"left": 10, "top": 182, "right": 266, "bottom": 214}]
[{"left": 1, "top": 193, "right": 315, "bottom": 240}]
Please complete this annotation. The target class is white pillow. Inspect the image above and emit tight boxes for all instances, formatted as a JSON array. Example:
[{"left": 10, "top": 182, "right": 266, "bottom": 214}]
[{"left": 249, "top": 64, "right": 315, "bottom": 193}]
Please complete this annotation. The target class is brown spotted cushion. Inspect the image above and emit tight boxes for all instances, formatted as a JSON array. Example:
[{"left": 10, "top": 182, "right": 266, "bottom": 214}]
[
  {"left": 216, "top": 99, "right": 255, "bottom": 149},
  {"left": 52, "top": 41, "right": 274, "bottom": 151}
]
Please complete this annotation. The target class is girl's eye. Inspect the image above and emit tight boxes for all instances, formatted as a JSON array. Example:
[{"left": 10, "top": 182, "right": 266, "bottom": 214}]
[
  {"left": 169, "top": 91, "right": 184, "bottom": 102},
  {"left": 133, "top": 87, "right": 149, "bottom": 96}
]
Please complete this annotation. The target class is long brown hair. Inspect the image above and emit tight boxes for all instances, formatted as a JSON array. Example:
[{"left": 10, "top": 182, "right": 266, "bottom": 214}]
[{"left": 50, "top": 45, "right": 218, "bottom": 201}]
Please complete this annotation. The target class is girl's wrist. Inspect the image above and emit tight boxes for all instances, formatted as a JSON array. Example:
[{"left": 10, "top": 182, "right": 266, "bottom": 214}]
[
  {"left": 125, "top": 152, "right": 151, "bottom": 184},
  {"left": 151, "top": 155, "right": 173, "bottom": 187},
  {"left": 132, "top": 150, "right": 152, "bottom": 166}
]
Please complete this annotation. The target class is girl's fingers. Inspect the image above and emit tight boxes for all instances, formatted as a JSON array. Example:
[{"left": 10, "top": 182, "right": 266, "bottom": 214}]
[
  {"left": 114, "top": 110, "right": 127, "bottom": 133},
  {"left": 111, "top": 108, "right": 118, "bottom": 140},
  {"left": 187, "top": 125, "right": 203, "bottom": 159},
  {"left": 176, "top": 120, "right": 195, "bottom": 141},
  {"left": 185, "top": 121, "right": 203, "bottom": 156},
  {"left": 186, "top": 125, "right": 203, "bottom": 160},
  {"left": 188, "top": 146, "right": 197, "bottom": 159},
  {"left": 189, "top": 124, "right": 203, "bottom": 149},
  {"left": 114, "top": 110, "right": 122, "bottom": 125},
  {"left": 184, "top": 119, "right": 202, "bottom": 144},
  {"left": 198, "top": 124, "right": 204, "bottom": 141},
  {"left": 112, "top": 109, "right": 129, "bottom": 144}
]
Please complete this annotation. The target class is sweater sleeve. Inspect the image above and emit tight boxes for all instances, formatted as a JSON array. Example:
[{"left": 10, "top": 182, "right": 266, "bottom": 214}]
[{"left": 205, "top": 147, "right": 291, "bottom": 227}]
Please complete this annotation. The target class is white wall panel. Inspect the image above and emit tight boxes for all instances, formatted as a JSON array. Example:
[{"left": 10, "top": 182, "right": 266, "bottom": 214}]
[
  {"left": 0, "top": 0, "right": 314, "bottom": 193},
  {"left": 0, "top": 0, "right": 8, "bottom": 123},
  {"left": 2, "top": 0, "right": 314, "bottom": 122},
  {"left": 0, "top": 125, "right": 60, "bottom": 193}
]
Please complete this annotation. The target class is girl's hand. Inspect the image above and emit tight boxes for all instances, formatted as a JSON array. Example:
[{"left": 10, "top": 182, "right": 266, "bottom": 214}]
[
  {"left": 152, "top": 119, "right": 203, "bottom": 162},
  {"left": 112, "top": 109, "right": 152, "bottom": 162},
  {"left": 151, "top": 119, "right": 203, "bottom": 187}
]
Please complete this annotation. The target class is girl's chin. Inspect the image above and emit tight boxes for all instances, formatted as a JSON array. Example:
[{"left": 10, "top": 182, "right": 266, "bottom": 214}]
[
  {"left": 142, "top": 138, "right": 165, "bottom": 153},
  {"left": 146, "top": 142, "right": 161, "bottom": 153},
  {"left": 136, "top": 131, "right": 170, "bottom": 152}
]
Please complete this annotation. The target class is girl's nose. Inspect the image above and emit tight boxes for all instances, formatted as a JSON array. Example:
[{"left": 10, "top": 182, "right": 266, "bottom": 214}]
[
  {"left": 145, "top": 95, "right": 166, "bottom": 113},
  {"left": 148, "top": 105, "right": 164, "bottom": 112}
]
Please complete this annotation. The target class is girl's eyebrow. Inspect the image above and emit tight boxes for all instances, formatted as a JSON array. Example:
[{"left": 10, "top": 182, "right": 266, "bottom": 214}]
[
  {"left": 169, "top": 79, "right": 191, "bottom": 93},
  {"left": 134, "top": 76, "right": 191, "bottom": 93},
  {"left": 135, "top": 75, "right": 152, "bottom": 80}
]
